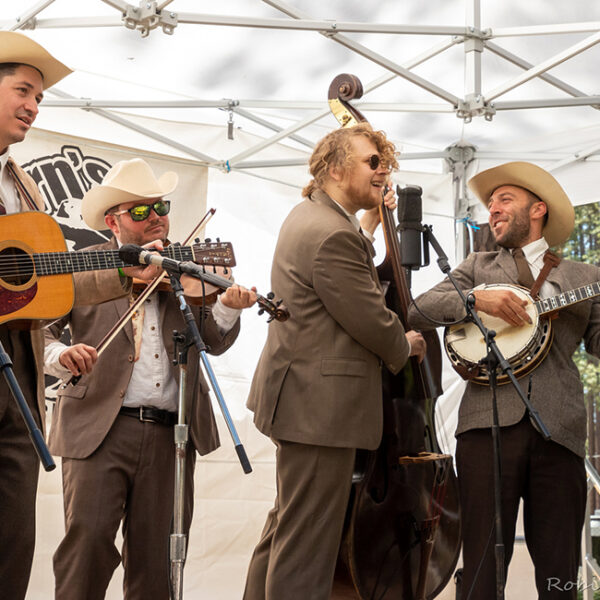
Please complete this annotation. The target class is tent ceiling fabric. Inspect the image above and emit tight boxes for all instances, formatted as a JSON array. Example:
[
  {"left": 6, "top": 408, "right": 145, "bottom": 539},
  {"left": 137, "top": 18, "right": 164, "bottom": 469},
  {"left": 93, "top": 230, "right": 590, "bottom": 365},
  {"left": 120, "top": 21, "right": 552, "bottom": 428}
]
[{"left": 2, "top": 0, "right": 600, "bottom": 210}]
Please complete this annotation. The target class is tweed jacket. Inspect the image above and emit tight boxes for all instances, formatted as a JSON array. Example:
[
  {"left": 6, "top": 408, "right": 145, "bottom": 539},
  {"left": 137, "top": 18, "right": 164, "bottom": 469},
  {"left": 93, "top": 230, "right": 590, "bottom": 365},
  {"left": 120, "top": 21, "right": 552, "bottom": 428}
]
[
  {"left": 407, "top": 246, "right": 600, "bottom": 457},
  {"left": 247, "top": 189, "right": 410, "bottom": 450},
  {"left": 5, "top": 159, "right": 128, "bottom": 434},
  {"left": 45, "top": 238, "right": 241, "bottom": 459}
]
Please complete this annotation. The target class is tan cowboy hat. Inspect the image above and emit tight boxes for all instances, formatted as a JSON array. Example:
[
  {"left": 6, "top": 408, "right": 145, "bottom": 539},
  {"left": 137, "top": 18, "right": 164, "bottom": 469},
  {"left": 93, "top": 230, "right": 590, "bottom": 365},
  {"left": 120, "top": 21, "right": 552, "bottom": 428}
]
[
  {"left": 81, "top": 158, "right": 178, "bottom": 230},
  {"left": 0, "top": 32, "right": 72, "bottom": 89},
  {"left": 468, "top": 161, "right": 575, "bottom": 247}
]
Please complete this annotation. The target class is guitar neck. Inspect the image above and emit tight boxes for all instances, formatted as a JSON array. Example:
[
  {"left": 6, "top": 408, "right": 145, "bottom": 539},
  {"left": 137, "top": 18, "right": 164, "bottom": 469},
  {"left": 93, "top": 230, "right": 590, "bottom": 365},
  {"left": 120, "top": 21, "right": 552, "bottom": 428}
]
[
  {"left": 535, "top": 281, "right": 600, "bottom": 316},
  {"left": 32, "top": 245, "right": 199, "bottom": 276}
]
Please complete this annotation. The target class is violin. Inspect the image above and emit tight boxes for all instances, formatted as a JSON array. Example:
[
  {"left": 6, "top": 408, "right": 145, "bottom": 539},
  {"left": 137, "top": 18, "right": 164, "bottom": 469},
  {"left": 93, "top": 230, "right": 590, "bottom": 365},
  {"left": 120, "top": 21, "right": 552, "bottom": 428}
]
[
  {"left": 68, "top": 214, "right": 289, "bottom": 386},
  {"left": 328, "top": 74, "right": 461, "bottom": 600}
]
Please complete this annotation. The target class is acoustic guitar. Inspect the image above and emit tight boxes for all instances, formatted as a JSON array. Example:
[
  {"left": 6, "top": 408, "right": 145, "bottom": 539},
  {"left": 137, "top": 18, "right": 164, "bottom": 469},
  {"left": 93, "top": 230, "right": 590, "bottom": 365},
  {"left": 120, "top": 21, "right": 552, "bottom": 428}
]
[
  {"left": 0, "top": 212, "right": 234, "bottom": 326},
  {"left": 444, "top": 281, "right": 600, "bottom": 384}
]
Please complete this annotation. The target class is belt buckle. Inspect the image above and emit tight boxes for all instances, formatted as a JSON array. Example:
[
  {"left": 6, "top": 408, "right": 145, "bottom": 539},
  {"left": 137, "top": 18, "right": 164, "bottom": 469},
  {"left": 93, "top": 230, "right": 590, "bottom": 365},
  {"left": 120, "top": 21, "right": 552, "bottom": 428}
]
[{"left": 138, "top": 406, "right": 155, "bottom": 424}]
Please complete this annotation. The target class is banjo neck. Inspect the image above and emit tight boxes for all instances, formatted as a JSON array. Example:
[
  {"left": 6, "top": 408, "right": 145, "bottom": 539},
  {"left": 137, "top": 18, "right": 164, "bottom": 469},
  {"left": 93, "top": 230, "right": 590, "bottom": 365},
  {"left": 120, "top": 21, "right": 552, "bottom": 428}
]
[{"left": 534, "top": 281, "right": 600, "bottom": 317}]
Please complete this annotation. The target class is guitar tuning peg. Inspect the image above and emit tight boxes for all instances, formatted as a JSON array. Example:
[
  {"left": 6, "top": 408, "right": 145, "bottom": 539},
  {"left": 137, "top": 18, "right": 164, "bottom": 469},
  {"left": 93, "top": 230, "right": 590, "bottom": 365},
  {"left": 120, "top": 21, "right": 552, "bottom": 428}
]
[
  {"left": 204, "top": 238, "right": 211, "bottom": 243},
  {"left": 223, "top": 267, "right": 229, "bottom": 274},
  {"left": 194, "top": 238, "right": 200, "bottom": 244},
  {"left": 216, "top": 237, "right": 221, "bottom": 242},
  {"left": 212, "top": 266, "right": 216, "bottom": 273},
  {"left": 267, "top": 292, "right": 275, "bottom": 300}
]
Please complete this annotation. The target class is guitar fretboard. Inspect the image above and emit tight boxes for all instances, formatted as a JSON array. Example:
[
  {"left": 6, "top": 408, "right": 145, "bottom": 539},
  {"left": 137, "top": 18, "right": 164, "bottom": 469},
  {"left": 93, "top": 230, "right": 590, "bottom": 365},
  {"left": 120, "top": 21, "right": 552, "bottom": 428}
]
[
  {"left": 535, "top": 281, "right": 600, "bottom": 316},
  {"left": 32, "top": 243, "right": 228, "bottom": 276}
]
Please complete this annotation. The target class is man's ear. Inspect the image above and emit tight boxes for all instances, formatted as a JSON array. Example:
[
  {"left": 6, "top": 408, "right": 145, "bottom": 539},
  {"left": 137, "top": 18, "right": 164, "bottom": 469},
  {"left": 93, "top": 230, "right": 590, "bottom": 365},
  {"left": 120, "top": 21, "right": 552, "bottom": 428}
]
[
  {"left": 531, "top": 201, "right": 548, "bottom": 220},
  {"left": 328, "top": 163, "right": 343, "bottom": 183},
  {"left": 104, "top": 213, "right": 119, "bottom": 236}
]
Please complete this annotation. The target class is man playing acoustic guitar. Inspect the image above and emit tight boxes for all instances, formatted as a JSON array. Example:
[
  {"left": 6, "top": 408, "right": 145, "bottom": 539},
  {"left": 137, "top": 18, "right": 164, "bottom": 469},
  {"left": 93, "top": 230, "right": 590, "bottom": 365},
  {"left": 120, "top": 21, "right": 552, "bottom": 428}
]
[
  {"left": 0, "top": 32, "right": 165, "bottom": 599},
  {"left": 408, "top": 161, "right": 600, "bottom": 599}
]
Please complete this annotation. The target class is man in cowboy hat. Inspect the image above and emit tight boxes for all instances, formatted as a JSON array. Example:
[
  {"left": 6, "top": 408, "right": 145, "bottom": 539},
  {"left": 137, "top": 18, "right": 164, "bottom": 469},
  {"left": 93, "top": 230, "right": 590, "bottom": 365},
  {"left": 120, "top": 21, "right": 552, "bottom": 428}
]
[
  {"left": 0, "top": 32, "right": 159, "bottom": 599},
  {"left": 44, "top": 157, "right": 257, "bottom": 599},
  {"left": 408, "top": 162, "right": 600, "bottom": 599}
]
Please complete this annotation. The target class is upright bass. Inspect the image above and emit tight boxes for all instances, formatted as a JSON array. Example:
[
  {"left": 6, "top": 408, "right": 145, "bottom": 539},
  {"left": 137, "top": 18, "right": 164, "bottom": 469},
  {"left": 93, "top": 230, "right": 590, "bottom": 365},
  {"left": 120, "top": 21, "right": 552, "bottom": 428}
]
[{"left": 328, "top": 74, "right": 461, "bottom": 600}]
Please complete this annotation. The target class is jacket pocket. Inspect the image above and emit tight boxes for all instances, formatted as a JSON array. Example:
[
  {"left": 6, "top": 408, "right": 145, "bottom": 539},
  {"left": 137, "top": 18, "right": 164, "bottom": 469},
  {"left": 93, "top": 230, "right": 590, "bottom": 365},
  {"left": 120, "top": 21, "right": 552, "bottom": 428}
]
[
  {"left": 321, "top": 357, "right": 367, "bottom": 377},
  {"left": 57, "top": 383, "right": 87, "bottom": 400}
]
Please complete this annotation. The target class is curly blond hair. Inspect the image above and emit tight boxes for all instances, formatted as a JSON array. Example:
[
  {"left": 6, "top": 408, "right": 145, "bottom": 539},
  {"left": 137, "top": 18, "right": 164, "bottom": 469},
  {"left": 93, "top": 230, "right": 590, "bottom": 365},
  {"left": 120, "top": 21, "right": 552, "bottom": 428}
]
[{"left": 302, "top": 123, "right": 398, "bottom": 198}]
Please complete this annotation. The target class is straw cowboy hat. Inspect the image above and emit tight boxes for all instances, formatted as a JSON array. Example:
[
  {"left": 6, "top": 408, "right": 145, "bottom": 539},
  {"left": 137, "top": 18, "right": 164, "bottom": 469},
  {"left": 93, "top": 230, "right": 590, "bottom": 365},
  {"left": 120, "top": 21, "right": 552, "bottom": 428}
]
[
  {"left": 81, "top": 158, "right": 178, "bottom": 230},
  {"left": 0, "top": 31, "right": 72, "bottom": 89},
  {"left": 468, "top": 161, "right": 575, "bottom": 247}
]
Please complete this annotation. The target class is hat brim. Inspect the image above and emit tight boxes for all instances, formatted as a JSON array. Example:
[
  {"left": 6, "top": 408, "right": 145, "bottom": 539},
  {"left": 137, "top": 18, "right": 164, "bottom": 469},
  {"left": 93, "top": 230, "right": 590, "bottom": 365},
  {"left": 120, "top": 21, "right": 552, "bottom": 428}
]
[
  {"left": 0, "top": 32, "right": 72, "bottom": 89},
  {"left": 81, "top": 171, "right": 178, "bottom": 230},
  {"left": 468, "top": 161, "right": 575, "bottom": 247}
]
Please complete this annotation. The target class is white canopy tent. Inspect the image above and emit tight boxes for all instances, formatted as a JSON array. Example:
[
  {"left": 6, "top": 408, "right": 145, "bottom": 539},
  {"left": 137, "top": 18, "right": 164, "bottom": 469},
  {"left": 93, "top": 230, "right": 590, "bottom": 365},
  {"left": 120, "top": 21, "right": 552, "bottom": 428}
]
[{"left": 2, "top": 1, "right": 599, "bottom": 598}]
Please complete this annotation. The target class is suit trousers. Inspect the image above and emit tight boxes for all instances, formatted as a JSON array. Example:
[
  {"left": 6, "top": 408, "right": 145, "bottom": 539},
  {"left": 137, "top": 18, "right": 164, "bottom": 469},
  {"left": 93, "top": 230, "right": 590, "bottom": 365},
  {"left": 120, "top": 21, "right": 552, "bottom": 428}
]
[
  {"left": 0, "top": 327, "right": 40, "bottom": 600},
  {"left": 54, "top": 413, "right": 195, "bottom": 600},
  {"left": 243, "top": 439, "right": 356, "bottom": 600},
  {"left": 456, "top": 417, "right": 586, "bottom": 600}
]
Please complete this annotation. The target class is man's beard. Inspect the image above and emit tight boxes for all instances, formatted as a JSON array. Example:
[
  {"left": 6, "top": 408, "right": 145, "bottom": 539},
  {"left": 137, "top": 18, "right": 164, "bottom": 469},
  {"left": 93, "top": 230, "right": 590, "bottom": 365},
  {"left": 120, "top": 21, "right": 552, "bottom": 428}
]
[{"left": 494, "top": 211, "right": 531, "bottom": 249}]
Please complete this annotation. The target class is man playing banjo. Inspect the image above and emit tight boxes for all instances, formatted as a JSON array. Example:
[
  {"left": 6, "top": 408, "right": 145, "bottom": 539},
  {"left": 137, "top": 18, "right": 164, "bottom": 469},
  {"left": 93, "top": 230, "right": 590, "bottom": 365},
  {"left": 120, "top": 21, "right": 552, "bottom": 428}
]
[{"left": 407, "top": 161, "right": 600, "bottom": 599}]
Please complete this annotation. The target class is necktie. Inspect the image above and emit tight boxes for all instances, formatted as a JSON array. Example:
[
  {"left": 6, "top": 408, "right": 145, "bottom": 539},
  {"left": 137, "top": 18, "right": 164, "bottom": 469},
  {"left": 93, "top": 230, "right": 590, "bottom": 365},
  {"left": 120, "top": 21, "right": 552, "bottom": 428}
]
[{"left": 512, "top": 247, "right": 535, "bottom": 289}]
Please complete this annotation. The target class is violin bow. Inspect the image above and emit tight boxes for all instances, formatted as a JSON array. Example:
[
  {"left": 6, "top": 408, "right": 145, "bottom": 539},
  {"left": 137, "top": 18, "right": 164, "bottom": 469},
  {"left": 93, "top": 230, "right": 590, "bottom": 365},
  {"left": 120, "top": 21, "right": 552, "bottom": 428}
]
[{"left": 67, "top": 208, "right": 217, "bottom": 385}]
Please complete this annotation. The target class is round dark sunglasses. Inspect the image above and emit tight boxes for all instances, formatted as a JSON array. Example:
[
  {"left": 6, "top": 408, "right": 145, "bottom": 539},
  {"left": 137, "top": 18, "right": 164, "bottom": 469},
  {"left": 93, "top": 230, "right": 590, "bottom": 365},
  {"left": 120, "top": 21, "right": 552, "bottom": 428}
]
[
  {"left": 112, "top": 200, "right": 171, "bottom": 222},
  {"left": 365, "top": 154, "right": 391, "bottom": 171}
]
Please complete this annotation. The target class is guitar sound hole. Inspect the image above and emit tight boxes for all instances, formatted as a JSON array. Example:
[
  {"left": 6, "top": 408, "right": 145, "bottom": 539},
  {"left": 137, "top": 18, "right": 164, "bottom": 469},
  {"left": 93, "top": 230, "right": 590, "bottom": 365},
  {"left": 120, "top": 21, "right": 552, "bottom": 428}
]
[{"left": 0, "top": 247, "right": 34, "bottom": 286}]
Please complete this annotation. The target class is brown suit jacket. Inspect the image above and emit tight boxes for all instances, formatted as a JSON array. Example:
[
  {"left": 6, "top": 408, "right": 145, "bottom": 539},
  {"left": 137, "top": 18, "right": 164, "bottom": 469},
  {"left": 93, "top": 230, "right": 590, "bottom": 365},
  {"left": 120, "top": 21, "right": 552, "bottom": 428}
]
[
  {"left": 407, "top": 246, "right": 600, "bottom": 457},
  {"left": 247, "top": 189, "right": 410, "bottom": 450},
  {"left": 6, "top": 160, "right": 128, "bottom": 433},
  {"left": 45, "top": 238, "right": 241, "bottom": 459}
]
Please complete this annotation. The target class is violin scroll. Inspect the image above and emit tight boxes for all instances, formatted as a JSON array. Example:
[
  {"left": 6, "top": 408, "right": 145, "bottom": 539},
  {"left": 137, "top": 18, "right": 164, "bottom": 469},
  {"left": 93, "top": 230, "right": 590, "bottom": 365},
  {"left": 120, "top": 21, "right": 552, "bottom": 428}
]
[{"left": 257, "top": 291, "right": 289, "bottom": 323}]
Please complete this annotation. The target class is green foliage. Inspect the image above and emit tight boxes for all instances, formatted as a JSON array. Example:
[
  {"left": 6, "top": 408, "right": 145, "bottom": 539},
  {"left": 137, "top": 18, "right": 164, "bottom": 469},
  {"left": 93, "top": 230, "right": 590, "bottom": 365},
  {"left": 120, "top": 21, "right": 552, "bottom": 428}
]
[{"left": 559, "top": 203, "right": 600, "bottom": 398}]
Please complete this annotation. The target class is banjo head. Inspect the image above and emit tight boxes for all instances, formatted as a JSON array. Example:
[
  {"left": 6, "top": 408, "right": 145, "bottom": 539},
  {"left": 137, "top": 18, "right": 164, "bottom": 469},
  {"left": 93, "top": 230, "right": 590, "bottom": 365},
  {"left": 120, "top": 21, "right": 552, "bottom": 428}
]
[{"left": 444, "top": 283, "right": 552, "bottom": 385}]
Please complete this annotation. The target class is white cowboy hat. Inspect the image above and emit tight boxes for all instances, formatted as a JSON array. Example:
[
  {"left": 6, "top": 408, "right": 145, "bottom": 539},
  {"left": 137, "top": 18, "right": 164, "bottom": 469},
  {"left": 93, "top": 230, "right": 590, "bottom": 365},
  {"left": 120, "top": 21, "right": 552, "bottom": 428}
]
[
  {"left": 0, "top": 31, "right": 72, "bottom": 89},
  {"left": 468, "top": 161, "right": 575, "bottom": 247},
  {"left": 81, "top": 158, "right": 178, "bottom": 230}
]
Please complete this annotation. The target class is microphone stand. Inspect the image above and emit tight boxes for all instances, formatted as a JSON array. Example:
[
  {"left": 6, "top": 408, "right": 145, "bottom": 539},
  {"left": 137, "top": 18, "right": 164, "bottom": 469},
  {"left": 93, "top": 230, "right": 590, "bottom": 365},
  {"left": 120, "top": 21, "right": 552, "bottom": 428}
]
[
  {"left": 419, "top": 224, "right": 550, "bottom": 600},
  {"left": 0, "top": 341, "right": 55, "bottom": 471},
  {"left": 165, "top": 270, "right": 253, "bottom": 600}
]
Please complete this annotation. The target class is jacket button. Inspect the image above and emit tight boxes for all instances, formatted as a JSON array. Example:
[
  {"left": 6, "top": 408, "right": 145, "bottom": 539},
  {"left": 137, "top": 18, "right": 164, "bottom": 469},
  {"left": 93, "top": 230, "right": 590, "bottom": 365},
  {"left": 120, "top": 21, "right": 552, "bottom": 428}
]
[
  {"left": 119, "top": 390, "right": 125, "bottom": 398},
  {"left": 128, "top": 354, "right": 134, "bottom": 362}
]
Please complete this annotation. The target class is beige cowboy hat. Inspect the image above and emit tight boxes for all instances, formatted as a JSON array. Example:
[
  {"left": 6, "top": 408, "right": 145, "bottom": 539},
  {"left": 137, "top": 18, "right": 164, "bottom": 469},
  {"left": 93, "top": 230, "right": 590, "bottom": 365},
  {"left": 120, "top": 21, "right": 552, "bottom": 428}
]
[
  {"left": 0, "top": 31, "right": 72, "bottom": 89},
  {"left": 81, "top": 158, "right": 178, "bottom": 230},
  {"left": 468, "top": 161, "right": 575, "bottom": 247}
]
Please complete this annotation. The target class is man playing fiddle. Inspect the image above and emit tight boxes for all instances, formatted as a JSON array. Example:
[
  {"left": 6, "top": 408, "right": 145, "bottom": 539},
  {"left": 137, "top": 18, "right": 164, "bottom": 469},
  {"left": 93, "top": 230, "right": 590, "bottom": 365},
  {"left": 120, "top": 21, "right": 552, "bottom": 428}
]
[
  {"left": 0, "top": 32, "right": 160, "bottom": 599},
  {"left": 407, "top": 162, "right": 599, "bottom": 599},
  {"left": 44, "top": 157, "right": 257, "bottom": 599},
  {"left": 243, "top": 122, "right": 426, "bottom": 600}
]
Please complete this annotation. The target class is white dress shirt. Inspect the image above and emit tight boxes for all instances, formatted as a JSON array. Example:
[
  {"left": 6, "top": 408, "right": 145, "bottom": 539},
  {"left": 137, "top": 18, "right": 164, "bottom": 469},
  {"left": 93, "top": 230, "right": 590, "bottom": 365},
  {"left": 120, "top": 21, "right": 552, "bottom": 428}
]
[
  {"left": 0, "top": 149, "right": 21, "bottom": 214},
  {"left": 519, "top": 237, "right": 560, "bottom": 299}
]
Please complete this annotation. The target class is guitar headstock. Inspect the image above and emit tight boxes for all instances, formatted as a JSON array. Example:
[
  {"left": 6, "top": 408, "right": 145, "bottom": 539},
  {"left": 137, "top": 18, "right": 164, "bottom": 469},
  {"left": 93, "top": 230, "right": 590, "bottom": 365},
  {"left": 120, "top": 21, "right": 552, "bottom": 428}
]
[{"left": 190, "top": 241, "right": 236, "bottom": 268}]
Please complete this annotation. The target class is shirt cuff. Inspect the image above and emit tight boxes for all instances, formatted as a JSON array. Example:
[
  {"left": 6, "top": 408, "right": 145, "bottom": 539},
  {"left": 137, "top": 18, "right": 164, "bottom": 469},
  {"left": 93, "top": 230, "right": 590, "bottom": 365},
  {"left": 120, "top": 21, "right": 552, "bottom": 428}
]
[
  {"left": 211, "top": 296, "right": 241, "bottom": 334},
  {"left": 44, "top": 341, "right": 72, "bottom": 379}
]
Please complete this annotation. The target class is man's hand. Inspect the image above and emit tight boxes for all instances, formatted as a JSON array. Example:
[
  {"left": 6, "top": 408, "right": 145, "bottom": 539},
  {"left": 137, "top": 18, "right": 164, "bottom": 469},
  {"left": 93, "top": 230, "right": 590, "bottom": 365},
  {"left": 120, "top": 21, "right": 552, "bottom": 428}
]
[
  {"left": 473, "top": 288, "right": 532, "bottom": 327},
  {"left": 120, "top": 239, "right": 165, "bottom": 281},
  {"left": 360, "top": 185, "right": 396, "bottom": 235},
  {"left": 406, "top": 330, "right": 427, "bottom": 363},
  {"left": 59, "top": 344, "right": 98, "bottom": 376},
  {"left": 220, "top": 284, "right": 258, "bottom": 309}
]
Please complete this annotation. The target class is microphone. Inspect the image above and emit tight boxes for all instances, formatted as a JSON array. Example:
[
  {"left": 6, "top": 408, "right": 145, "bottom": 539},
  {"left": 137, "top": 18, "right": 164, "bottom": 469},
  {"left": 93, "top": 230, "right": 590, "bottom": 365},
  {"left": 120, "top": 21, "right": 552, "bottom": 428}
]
[
  {"left": 396, "top": 185, "right": 424, "bottom": 270},
  {"left": 119, "top": 244, "right": 183, "bottom": 273}
]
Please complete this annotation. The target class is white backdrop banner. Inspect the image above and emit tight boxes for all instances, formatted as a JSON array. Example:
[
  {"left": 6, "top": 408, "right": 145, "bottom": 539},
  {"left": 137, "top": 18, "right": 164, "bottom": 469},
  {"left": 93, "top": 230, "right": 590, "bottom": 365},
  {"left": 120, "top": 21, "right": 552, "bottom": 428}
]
[{"left": 11, "top": 128, "right": 208, "bottom": 249}]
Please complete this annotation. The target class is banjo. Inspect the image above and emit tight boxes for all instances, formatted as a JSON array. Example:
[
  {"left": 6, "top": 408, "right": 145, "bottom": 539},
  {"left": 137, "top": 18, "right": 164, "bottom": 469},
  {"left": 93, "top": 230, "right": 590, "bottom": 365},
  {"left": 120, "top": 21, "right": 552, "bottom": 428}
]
[{"left": 444, "top": 281, "right": 600, "bottom": 385}]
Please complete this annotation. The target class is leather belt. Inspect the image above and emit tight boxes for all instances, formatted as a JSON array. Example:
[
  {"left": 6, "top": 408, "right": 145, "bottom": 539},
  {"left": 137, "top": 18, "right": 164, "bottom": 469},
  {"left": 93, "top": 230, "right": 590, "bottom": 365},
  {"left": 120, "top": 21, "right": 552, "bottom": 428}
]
[{"left": 119, "top": 406, "right": 177, "bottom": 427}]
